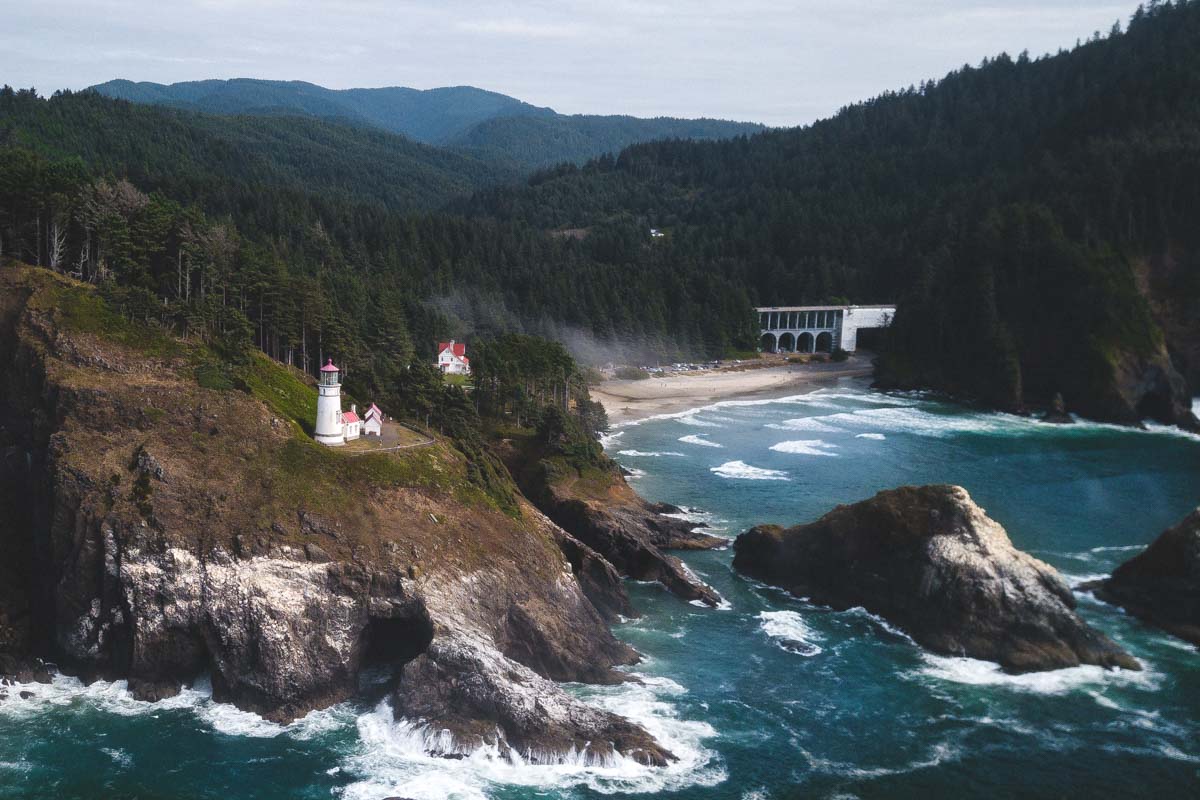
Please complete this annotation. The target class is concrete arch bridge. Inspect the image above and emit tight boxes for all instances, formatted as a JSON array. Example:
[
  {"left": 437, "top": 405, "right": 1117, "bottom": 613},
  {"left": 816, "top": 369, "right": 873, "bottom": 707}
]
[{"left": 757, "top": 305, "right": 895, "bottom": 354}]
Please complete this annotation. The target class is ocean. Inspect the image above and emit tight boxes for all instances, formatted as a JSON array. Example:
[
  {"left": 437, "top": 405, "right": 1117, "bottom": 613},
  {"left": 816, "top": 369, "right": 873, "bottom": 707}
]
[{"left": 3, "top": 382, "right": 1198, "bottom": 799}]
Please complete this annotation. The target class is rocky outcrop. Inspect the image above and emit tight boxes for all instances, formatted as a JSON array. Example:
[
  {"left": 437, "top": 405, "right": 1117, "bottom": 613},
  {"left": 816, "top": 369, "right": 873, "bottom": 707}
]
[
  {"left": 0, "top": 266, "right": 668, "bottom": 763},
  {"left": 1088, "top": 509, "right": 1200, "bottom": 647},
  {"left": 733, "top": 485, "right": 1140, "bottom": 672},
  {"left": 392, "top": 632, "right": 671, "bottom": 766},
  {"left": 497, "top": 439, "right": 725, "bottom": 607},
  {"left": 1093, "top": 347, "right": 1198, "bottom": 431},
  {"left": 1041, "top": 392, "right": 1074, "bottom": 425}
]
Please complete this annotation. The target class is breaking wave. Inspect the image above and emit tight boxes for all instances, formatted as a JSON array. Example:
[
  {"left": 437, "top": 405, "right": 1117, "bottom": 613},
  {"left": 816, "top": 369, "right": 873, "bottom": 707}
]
[
  {"left": 710, "top": 461, "right": 789, "bottom": 481},
  {"left": 912, "top": 654, "right": 1157, "bottom": 694},
  {"left": 618, "top": 450, "right": 685, "bottom": 457},
  {"left": 338, "top": 676, "right": 723, "bottom": 800},
  {"left": 0, "top": 674, "right": 351, "bottom": 740},
  {"left": 768, "top": 439, "right": 839, "bottom": 457},
  {"left": 757, "top": 611, "right": 823, "bottom": 656},
  {"left": 677, "top": 415, "right": 723, "bottom": 428},
  {"left": 679, "top": 434, "right": 723, "bottom": 448}
]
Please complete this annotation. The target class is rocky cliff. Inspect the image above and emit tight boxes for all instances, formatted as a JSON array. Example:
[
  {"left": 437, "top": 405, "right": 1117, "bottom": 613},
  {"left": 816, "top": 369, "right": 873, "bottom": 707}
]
[
  {"left": 0, "top": 266, "right": 670, "bottom": 764},
  {"left": 1088, "top": 509, "right": 1200, "bottom": 648},
  {"left": 733, "top": 485, "right": 1139, "bottom": 672},
  {"left": 497, "top": 435, "right": 725, "bottom": 608}
]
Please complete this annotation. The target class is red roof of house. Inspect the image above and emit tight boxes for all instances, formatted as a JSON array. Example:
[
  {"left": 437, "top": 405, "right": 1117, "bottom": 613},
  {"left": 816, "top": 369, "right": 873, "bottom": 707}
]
[
  {"left": 366, "top": 403, "right": 383, "bottom": 419},
  {"left": 320, "top": 359, "right": 339, "bottom": 372},
  {"left": 438, "top": 341, "right": 466, "bottom": 357},
  {"left": 342, "top": 410, "right": 360, "bottom": 424}
]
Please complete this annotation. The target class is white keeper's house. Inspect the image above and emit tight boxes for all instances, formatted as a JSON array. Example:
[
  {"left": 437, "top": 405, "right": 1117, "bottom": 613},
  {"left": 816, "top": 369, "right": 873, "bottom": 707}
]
[{"left": 437, "top": 340, "right": 471, "bottom": 375}]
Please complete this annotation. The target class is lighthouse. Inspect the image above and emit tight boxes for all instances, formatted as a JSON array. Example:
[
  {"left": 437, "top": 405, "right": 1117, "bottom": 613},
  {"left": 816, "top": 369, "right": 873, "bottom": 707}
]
[{"left": 315, "top": 359, "right": 345, "bottom": 446}]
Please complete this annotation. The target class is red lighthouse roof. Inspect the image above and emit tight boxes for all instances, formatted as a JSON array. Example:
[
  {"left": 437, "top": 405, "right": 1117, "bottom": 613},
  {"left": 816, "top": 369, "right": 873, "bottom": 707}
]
[{"left": 320, "top": 359, "right": 340, "bottom": 372}]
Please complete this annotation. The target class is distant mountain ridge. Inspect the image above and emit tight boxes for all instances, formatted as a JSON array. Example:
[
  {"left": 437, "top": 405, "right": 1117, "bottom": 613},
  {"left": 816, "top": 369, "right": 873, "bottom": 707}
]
[{"left": 90, "top": 78, "right": 765, "bottom": 169}]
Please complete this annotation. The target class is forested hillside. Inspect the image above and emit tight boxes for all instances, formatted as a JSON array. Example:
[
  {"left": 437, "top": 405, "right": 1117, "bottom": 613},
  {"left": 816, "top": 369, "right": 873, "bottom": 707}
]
[
  {"left": 0, "top": 86, "right": 756, "bottom": 415},
  {"left": 3, "top": 1, "right": 1199, "bottom": 429},
  {"left": 464, "top": 0, "right": 1200, "bottom": 424},
  {"left": 1, "top": 88, "right": 512, "bottom": 214},
  {"left": 91, "top": 78, "right": 764, "bottom": 170}
]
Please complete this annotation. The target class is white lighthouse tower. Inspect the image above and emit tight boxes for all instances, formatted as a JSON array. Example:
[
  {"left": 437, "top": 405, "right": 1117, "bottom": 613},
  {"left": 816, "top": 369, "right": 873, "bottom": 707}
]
[{"left": 315, "top": 359, "right": 345, "bottom": 446}]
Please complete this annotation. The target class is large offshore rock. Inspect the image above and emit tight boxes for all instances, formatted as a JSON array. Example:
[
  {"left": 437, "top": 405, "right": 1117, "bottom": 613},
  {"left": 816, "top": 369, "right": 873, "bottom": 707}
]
[
  {"left": 733, "top": 485, "right": 1139, "bottom": 672},
  {"left": 1090, "top": 509, "right": 1200, "bottom": 647}
]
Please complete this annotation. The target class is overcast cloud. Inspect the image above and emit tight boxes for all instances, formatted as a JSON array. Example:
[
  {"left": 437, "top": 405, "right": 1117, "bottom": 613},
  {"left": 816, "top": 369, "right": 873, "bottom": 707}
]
[{"left": 3, "top": 1, "right": 1135, "bottom": 126}]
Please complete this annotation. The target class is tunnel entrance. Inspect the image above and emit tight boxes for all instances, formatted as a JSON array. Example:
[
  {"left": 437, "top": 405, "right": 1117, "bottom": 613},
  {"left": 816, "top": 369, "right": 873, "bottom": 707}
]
[
  {"left": 815, "top": 332, "right": 834, "bottom": 353},
  {"left": 760, "top": 332, "right": 777, "bottom": 353},
  {"left": 778, "top": 332, "right": 796, "bottom": 353},
  {"left": 798, "top": 332, "right": 815, "bottom": 353}
]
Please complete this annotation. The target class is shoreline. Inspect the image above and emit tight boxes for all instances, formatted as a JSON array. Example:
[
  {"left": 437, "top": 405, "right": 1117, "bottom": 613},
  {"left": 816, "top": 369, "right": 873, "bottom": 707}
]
[{"left": 593, "top": 355, "right": 876, "bottom": 426}]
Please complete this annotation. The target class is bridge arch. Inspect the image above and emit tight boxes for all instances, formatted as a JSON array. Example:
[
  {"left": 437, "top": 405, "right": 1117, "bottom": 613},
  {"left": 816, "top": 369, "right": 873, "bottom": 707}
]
[
  {"left": 798, "top": 332, "right": 814, "bottom": 353},
  {"left": 815, "top": 331, "right": 833, "bottom": 353},
  {"left": 760, "top": 332, "right": 777, "bottom": 353},
  {"left": 778, "top": 332, "right": 796, "bottom": 353}
]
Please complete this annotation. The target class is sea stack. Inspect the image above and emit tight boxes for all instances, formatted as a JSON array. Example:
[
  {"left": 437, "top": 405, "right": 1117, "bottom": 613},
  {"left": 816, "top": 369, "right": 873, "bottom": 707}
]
[
  {"left": 733, "top": 485, "right": 1139, "bottom": 672},
  {"left": 1089, "top": 509, "right": 1200, "bottom": 648}
]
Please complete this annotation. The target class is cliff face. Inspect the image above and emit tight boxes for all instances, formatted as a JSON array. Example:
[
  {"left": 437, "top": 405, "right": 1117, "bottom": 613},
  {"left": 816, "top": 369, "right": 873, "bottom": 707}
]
[
  {"left": 0, "top": 266, "right": 668, "bottom": 763},
  {"left": 733, "top": 485, "right": 1139, "bottom": 673}
]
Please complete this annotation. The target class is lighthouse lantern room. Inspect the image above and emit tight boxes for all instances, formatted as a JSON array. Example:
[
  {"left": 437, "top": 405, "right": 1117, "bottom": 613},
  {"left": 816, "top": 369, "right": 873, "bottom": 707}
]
[{"left": 315, "top": 359, "right": 346, "bottom": 446}]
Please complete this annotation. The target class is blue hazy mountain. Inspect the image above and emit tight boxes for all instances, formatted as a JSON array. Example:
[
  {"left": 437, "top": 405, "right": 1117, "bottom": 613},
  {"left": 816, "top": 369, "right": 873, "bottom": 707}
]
[{"left": 90, "top": 78, "right": 764, "bottom": 169}]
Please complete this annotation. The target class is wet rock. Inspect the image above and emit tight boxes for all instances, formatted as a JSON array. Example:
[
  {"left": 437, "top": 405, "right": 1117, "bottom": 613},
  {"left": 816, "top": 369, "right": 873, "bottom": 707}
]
[
  {"left": 127, "top": 677, "right": 182, "bottom": 702},
  {"left": 734, "top": 484, "right": 1140, "bottom": 672},
  {"left": 1089, "top": 509, "right": 1200, "bottom": 647},
  {"left": 1041, "top": 392, "right": 1074, "bottom": 425},
  {"left": 19, "top": 690, "right": 33, "bottom": 699},
  {"left": 0, "top": 654, "right": 52, "bottom": 685},
  {"left": 392, "top": 633, "right": 673, "bottom": 766}
]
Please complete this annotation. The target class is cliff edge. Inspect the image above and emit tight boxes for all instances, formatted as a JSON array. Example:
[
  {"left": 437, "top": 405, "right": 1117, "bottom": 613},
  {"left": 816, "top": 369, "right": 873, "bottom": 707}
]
[{"left": 0, "top": 266, "right": 670, "bottom": 765}]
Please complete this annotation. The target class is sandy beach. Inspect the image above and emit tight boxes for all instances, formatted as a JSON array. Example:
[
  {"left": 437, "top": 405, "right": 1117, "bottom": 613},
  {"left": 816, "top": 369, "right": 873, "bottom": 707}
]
[{"left": 593, "top": 355, "right": 876, "bottom": 425}]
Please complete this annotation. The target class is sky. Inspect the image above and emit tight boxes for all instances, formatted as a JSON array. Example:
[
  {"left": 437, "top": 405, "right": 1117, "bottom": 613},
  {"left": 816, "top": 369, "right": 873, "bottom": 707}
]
[{"left": 3, "top": 1, "right": 1136, "bottom": 126}]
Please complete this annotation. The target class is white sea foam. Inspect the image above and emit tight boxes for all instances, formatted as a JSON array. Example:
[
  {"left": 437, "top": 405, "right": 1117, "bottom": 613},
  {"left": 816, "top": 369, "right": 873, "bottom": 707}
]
[
  {"left": 679, "top": 434, "right": 723, "bottom": 448},
  {"left": 678, "top": 415, "right": 722, "bottom": 428},
  {"left": 0, "top": 674, "right": 349, "bottom": 740},
  {"left": 855, "top": 432, "right": 886, "bottom": 440},
  {"left": 768, "top": 439, "right": 839, "bottom": 457},
  {"left": 599, "top": 430, "right": 625, "bottom": 448},
  {"left": 914, "top": 654, "right": 1157, "bottom": 694},
  {"left": 763, "top": 402, "right": 1200, "bottom": 443},
  {"left": 765, "top": 417, "right": 842, "bottom": 434},
  {"left": 1088, "top": 545, "right": 1145, "bottom": 554},
  {"left": 338, "top": 675, "right": 723, "bottom": 800},
  {"left": 757, "top": 611, "right": 823, "bottom": 656},
  {"left": 710, "top": 461, "right": 789, "bottom": 481},
  {"left": 800, "top": 740, "right": 960, "bottom": 778},
  {"left": 102, "top": 748, "right": 133, "bottom": 768},
  {"left": 623, "top": 467, "right": 647, "bottom": 480},
  {"left": 617, "top": 450, "right": 685, "bottom": 457},
  {"left": 1058, "top": 572, "right": 1109, "bottom": 588}
]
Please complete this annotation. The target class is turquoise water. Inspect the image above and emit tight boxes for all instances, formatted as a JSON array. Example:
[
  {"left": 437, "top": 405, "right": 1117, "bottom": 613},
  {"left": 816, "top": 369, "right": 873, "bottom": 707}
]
[{"left": 3, "top": 383, "right": 1199, "bottom": 799}]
